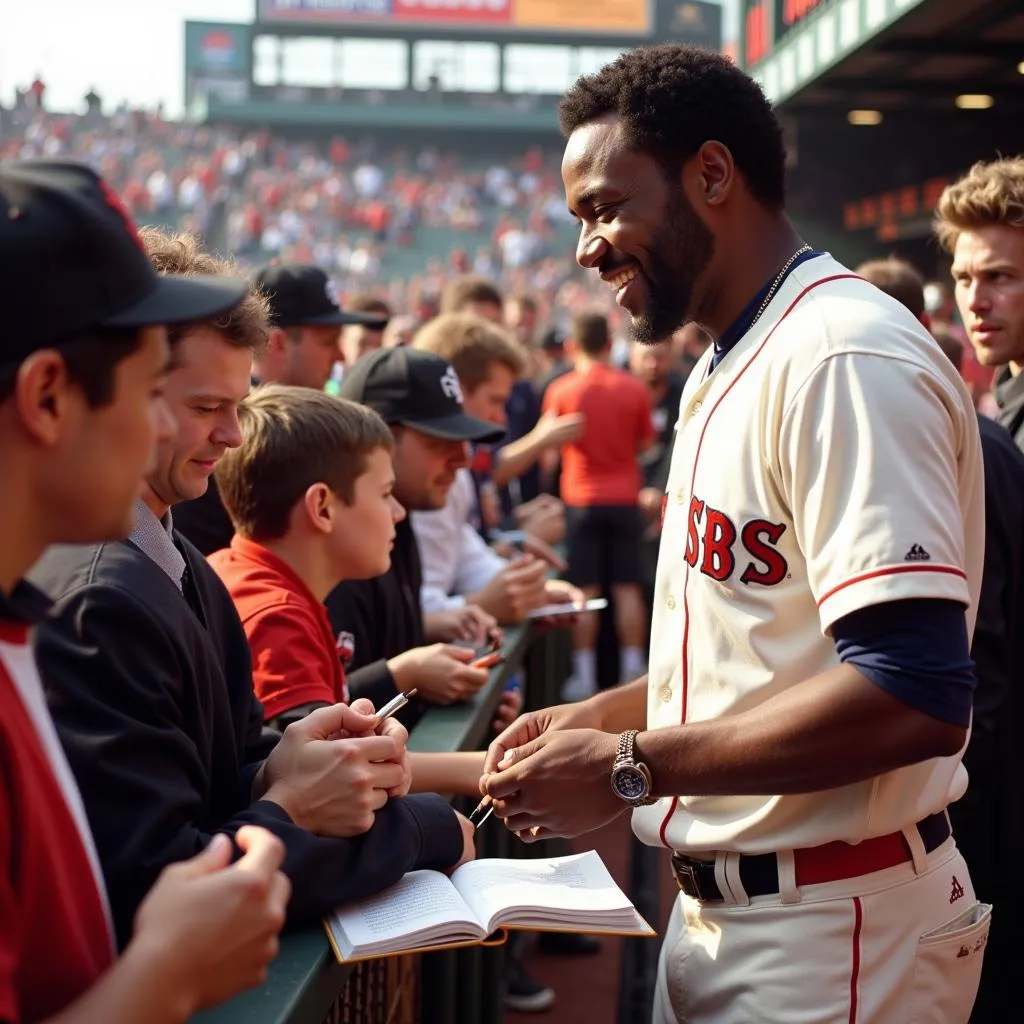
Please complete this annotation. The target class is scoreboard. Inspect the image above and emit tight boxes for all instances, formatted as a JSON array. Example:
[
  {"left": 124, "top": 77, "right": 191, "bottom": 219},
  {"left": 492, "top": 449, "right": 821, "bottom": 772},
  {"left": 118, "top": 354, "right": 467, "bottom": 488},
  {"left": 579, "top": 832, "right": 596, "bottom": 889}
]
[
  {"left": 255, "top": 0, "right": 725, "bottom": 43},
  {"left": 184, "top": 2, "right": 723, "bottom": 120},
  {"left": 256, "top": 0, "right": 653, "bottom": 36}
]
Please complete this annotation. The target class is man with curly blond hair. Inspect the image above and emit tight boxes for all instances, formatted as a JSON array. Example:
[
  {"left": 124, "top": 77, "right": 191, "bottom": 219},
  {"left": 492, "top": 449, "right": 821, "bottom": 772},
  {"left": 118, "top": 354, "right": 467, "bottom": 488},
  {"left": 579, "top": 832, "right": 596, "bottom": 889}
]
[{"left": 936, "top": 157, "right": 1024, "bottom": 452}]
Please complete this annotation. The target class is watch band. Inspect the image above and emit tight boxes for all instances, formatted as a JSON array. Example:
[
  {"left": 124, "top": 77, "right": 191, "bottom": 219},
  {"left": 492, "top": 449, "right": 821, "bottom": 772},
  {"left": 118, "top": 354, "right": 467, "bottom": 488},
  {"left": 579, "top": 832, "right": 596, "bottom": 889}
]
[
  {"left": 615, "top": 729, "right": 641, "bottom": 766},
  {"left": 613, "top": 730, "right": 656, "bottom": 805}
]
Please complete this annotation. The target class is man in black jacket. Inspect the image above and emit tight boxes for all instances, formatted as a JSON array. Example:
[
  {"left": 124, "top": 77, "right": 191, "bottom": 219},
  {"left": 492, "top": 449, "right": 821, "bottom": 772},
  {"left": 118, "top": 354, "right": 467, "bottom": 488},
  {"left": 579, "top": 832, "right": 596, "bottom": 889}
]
[
  {"left": 31, "top": 229, "right": 471, "bottom": 949},
  {"left": 859, "top": 255, "right": 1023, "bottom": 1021}
]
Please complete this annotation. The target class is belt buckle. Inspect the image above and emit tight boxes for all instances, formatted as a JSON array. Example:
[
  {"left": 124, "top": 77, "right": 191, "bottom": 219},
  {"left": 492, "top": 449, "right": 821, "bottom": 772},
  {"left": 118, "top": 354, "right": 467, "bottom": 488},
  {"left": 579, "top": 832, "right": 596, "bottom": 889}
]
[{"left": 672, "top": 854, "right": 720, "bottom": 902}]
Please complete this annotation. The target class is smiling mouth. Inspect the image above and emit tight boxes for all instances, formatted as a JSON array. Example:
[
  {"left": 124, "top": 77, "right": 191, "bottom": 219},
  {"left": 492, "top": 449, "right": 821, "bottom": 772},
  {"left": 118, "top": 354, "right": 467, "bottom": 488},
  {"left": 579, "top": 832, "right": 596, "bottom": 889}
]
[{"left": 604, "top": 265, "right": 640, "bottom": 291}]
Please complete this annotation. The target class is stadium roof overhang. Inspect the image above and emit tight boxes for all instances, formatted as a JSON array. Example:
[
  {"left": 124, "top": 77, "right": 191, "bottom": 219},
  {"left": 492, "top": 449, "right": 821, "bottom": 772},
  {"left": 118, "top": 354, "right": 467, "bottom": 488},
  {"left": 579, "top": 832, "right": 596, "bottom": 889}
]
[
  {"left": 748, "top": 0, "right": 1024, "bottom": 116},
  {"left": 740, "top": 0, "right": 1024, "bottom": 262}
]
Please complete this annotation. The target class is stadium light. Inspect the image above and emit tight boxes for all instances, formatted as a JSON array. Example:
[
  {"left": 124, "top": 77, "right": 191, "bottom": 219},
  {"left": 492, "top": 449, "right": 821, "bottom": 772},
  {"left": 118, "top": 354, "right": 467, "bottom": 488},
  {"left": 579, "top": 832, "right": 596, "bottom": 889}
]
[
  {"left": 847, "top": 109, "right": 883, "bottom": 126},
  {"left": 955, "top": 94, "right": 994, "bottom": 109}
]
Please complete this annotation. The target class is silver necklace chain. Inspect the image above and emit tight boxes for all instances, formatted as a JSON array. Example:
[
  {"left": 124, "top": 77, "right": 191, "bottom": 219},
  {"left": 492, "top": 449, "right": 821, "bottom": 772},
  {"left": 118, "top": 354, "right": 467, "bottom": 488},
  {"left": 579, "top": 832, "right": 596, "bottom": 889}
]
[{"left": 749, "top": 244, "right": 813, "bottom": 330}]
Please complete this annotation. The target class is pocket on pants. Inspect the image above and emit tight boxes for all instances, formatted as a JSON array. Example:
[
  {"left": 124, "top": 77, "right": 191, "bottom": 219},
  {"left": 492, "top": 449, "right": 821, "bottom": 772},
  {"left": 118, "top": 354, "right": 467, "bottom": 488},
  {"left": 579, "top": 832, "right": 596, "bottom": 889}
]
[{"left": 911, "top": 902, "right": 992, "bottom": 1024}]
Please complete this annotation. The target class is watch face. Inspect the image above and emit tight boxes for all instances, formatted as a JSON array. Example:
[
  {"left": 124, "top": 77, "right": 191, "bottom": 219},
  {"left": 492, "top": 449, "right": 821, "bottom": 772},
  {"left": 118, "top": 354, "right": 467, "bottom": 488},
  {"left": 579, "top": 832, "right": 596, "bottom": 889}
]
[{"left": 612, "top": 766, "right": 649, "bottom": 802}]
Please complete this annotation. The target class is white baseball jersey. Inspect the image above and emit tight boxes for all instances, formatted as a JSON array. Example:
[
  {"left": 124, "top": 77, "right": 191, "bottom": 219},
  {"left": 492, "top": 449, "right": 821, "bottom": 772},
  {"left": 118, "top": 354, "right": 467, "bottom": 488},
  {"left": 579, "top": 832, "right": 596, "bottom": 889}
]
[{"left": 633, "top": 253, "right": 985, "bottom": 855}]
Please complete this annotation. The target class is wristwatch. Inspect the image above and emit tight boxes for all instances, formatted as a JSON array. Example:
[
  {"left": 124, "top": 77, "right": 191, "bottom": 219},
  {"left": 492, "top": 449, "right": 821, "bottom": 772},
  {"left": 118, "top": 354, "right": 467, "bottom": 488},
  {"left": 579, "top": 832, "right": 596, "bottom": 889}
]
[{"left": 610, "top": 730, "right": 657, "bottom": 806}]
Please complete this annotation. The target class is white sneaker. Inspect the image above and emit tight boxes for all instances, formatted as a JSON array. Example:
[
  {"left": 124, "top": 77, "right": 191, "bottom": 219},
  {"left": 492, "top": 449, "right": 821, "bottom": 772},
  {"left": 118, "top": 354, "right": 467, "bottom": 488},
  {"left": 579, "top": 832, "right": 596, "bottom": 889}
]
[{"left": 561, "top": 674, "right": 597, "bottom": 702}]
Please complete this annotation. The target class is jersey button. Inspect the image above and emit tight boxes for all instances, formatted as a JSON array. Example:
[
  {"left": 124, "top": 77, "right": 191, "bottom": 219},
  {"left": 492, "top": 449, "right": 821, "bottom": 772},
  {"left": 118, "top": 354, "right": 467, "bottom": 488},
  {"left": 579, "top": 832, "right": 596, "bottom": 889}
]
[
  {"left": 676, "top": 487, "right": 686, "bottom": 504},
  {"left": 692, "top": 401, "right": 702, "bottom": 415},
  {"left": 667, "top": 595, "right": 677, "bottom": 610},
  {"left": 659, "top": 684, "right": 673, "bottom": 702}
]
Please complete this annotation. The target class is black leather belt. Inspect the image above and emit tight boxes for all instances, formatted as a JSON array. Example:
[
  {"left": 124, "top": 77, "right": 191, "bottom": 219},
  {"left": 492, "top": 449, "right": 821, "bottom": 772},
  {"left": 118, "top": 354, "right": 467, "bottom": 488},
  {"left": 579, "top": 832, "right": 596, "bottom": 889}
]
[{"left": 671, "top": 811, "right": 952, "bottom": 903}]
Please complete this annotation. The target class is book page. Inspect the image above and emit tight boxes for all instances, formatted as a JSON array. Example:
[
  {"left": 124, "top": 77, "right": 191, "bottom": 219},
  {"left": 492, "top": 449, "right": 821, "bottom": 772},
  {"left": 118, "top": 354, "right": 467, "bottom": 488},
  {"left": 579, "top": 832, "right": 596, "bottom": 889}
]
[
  {"left": 329, "top": 870, "right": 484, "bottom": 957},
  {"left": 451, "top": 851, "right": 635, "bottom": 932}
]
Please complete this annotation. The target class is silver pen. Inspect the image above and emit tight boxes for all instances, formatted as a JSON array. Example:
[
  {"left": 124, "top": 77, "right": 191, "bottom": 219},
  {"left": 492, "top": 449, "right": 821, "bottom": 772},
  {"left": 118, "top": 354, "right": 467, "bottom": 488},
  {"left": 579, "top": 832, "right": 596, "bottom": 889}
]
[
  {"left": 374, "top": 688, "right": 418, "bottom": 722},
  {"left": 468, "top": 796, "right": 495, "bottom": 831}
]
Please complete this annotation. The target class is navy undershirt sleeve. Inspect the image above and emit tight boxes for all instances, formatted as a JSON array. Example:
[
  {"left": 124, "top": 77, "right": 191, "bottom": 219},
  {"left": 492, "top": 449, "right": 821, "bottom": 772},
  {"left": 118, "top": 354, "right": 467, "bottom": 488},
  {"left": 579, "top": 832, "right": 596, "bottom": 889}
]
[{"left": 832, "top": 599, "right": 975, "bottom": 727}]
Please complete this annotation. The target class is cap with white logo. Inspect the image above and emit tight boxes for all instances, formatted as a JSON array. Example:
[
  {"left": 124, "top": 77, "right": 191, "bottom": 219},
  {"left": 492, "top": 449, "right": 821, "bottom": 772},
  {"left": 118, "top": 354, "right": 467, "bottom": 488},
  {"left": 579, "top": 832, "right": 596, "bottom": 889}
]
[{"left": 339, "top": 347, "right": 504, "bottom": 443}]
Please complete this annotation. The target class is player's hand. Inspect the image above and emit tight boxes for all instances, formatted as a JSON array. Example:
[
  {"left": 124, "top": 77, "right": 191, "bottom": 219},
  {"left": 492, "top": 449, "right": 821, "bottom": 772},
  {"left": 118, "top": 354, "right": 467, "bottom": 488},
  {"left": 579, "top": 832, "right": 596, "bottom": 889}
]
[
  {"left": 492, "top": 686, "right": 523, "bottom": 735},
  {"left": 482, "top": 729, "right": 626, "bottom": 842},
  {"left": 260, "top": 704, "right": 408, "bottom": 836},
  {"left": 445, "top": 811, "right": 477, "bottom": 875},
  {"left": 423, "top": 604, "right": 498, "bottom": 646},
  {"left": 483, "top": 700, "right": 605, "bottom": 776},
  {"left": 130, "top": 827, "right": 290, "bottom": 1015},
  {"left": 389, "top": 643, "right": 490, "bottom": 705},
  {"left": 470, "top": 555, "right": 549, "bottom": 624}
]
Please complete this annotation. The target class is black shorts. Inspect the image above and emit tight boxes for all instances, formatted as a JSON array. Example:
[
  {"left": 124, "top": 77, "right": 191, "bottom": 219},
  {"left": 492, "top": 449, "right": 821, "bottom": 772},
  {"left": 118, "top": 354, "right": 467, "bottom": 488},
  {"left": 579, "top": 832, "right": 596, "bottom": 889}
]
[{"left": 565, "top": 504, "right": 644, "bottom": 589}]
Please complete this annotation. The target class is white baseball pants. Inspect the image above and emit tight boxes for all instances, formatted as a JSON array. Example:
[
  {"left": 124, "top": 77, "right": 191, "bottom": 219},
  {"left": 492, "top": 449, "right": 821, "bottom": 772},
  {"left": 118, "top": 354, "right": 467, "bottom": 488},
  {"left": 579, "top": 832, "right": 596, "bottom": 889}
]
[{"left": 653, "top": 840, "right": 991, "bottom": 1023}]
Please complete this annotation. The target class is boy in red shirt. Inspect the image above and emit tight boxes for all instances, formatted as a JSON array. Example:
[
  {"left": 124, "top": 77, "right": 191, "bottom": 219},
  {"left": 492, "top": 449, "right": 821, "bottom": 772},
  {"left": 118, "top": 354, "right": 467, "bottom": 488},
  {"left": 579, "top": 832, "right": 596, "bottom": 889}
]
[
  {"left": 0, "top": 160, "right": 288, "bottom": 1023},
  {"left": 543, "top": 312, "right": 655, "bottom": 701},
  {"left": 210, "top": 384, "right": 497, "bottom": 795}
]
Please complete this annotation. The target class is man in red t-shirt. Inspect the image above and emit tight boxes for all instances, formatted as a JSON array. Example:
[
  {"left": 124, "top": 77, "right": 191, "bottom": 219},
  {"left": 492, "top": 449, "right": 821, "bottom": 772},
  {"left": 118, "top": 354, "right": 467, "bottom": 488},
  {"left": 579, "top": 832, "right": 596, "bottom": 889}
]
[
  {"left": 0, "top": 160, "right": 289, "bottom": 1023},
  {"left": 543, "top": 312, "right": 655, "bottom": 701}
]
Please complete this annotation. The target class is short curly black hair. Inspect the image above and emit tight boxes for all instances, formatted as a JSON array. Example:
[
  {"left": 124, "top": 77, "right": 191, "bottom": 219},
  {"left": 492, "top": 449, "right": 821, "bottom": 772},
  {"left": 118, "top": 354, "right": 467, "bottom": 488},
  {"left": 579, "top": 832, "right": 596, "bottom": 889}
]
[{"left": 559, "top": 44, "right": 786, "bottom": 209}]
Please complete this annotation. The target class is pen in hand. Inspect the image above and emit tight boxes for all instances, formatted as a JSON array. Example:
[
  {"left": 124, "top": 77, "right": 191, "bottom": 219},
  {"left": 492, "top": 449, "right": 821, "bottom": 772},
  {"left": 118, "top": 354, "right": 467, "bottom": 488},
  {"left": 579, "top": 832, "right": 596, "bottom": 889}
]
[
  {"left": 471, "top": 745, "right": 519, "bottom": 830},
  {"left": 373, "top": 688, "right": 418, "bottom": 724},
  {"left": 468, "top": 795, "right": 494, "bottom": 831}
]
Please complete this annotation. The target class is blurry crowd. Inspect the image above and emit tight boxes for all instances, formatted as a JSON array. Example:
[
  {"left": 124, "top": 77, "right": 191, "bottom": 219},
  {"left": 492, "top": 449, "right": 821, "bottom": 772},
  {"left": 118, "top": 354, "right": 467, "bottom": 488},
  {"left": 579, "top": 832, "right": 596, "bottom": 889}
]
[{"left": 0, "top": 100, "right": 621, "bottom": 336}]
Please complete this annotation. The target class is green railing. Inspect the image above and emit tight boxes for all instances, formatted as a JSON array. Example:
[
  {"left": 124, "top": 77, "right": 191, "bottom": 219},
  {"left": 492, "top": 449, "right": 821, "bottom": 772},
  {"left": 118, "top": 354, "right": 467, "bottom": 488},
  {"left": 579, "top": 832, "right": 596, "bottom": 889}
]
[{"left": 192, "top": 621, "right": 567, "bottom": 1024}]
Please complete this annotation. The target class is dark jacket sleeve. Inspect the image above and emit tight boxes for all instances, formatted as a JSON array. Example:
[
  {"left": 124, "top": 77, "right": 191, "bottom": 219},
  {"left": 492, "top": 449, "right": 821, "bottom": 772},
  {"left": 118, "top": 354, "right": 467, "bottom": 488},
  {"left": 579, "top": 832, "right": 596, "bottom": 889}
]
[
  {"left": 951, "top": 417, "right": 1024, "bottom": 880},
  {"left": 325, "top": 579, "right": 401, "bottom": 709},
  {"left": 347, "top": 660, "right": 401, "bottom": 709},
  {"left": 36, "top": 583, "right": 463, "bottom": 948}
]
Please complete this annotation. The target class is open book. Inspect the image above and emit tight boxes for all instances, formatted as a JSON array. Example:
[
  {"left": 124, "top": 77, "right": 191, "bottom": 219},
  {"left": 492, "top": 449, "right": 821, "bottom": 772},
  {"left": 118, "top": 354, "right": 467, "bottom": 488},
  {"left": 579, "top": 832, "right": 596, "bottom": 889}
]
[{"left": 325, "top": 850, "right": 655, "bottom": 963}]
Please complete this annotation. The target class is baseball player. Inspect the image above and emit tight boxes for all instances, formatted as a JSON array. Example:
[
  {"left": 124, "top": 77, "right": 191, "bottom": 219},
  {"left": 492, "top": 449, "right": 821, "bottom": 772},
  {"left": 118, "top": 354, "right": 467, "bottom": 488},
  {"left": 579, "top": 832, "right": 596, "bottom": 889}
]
[{"left": 480, "top": 45, "right": 991, "bottom": 1022}]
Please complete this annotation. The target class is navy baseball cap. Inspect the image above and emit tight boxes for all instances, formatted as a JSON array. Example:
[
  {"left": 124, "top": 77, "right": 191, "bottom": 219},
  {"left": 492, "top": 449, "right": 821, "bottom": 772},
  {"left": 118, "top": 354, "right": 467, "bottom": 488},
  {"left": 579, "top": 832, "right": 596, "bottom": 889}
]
[
  {"left": 339, "top": 347, "right": 505, "bottom": 443},
  {"left": 253, "top": 263, "right": 389, "bottom": 328},
  {"left": 0, "top": 159, "right": 248, "bottom": 363}
]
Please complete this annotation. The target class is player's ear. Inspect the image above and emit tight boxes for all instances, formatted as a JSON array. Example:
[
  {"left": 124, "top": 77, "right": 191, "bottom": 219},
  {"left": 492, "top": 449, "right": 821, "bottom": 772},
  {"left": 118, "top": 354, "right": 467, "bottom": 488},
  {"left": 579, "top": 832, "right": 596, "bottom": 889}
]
[{"left": 693, "top": 141, "right": 735, "bottom": 208}]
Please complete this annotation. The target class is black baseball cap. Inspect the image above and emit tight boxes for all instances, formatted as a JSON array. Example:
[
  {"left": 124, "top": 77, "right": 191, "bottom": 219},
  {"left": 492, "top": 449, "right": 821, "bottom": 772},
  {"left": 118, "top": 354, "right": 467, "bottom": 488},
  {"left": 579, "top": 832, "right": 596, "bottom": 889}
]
[
  {"left": 539, "top": 326, "right": 566, "bottom": 351},
  {"left": 0, "top": 159, "right": 248, "bottom": 364},
  {"left": 339, "top": 348, "right": 505, "bottom": 443},
  {"left": 253, "top": 263, "right": 389, "bottom": 328}
]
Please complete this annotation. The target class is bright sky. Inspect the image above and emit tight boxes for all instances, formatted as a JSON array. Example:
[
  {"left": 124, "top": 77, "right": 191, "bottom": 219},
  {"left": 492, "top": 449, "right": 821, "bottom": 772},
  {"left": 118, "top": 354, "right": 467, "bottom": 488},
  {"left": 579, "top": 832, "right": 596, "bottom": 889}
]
[
  {"left": 2, "top": 0, "right": 738, "bottom": 120},
  {"left": 1, "top": 0, "right": 253, "bottom": 118}
]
